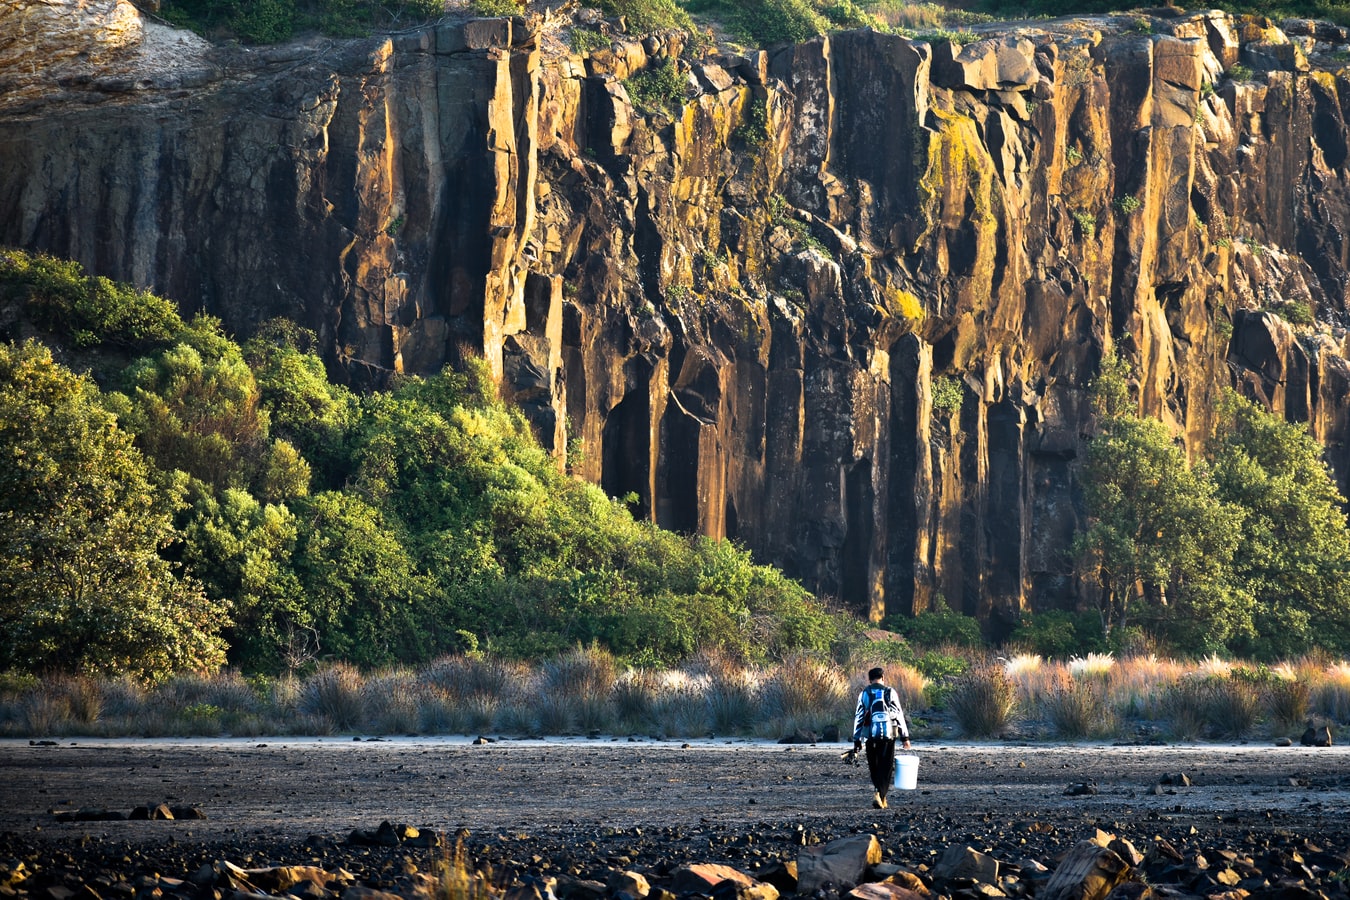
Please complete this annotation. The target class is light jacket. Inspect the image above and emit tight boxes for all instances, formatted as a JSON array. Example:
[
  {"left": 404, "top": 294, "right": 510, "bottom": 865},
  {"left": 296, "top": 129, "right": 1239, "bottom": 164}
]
[{"left": 853, "top": 682, "right": 910, "bottom": 742}]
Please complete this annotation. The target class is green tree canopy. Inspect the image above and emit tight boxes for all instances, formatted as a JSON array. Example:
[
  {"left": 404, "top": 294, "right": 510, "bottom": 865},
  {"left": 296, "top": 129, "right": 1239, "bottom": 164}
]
[
  {"left": 1210, "top": 391, "right": 1350, "bottom": 658},
  {"left": 1075, "top": 355, "right": 1249, "bottom": 652},
  {"left": 0, "top": 341, "right": 225, "bottom": 679}
]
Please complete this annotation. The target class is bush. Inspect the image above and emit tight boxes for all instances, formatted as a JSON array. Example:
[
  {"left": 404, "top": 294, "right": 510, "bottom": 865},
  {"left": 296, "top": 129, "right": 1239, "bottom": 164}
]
[
  {"left": 596, "top": 0, "right": 696, "bottom": 33},
  {"left": 947, "top": 665, "right": 1017, "bottom": 737},
  {"left": 1, "top": 249, "right": 184, "bottom": 350},
  {"left": 734, "top": 0, "right": 828, "bottom": 46},
  {"left": 1009, "top": 610, "right": 1107, "bottom": 659},
  {"left": 624, "top": 58, "right": 688, "bottom": 113},
  {"left": 569, "top": 27, "right": 611, "bottom": 54},
  {"left": 884, "top": 600, "right": 982, "bottom": 648}
]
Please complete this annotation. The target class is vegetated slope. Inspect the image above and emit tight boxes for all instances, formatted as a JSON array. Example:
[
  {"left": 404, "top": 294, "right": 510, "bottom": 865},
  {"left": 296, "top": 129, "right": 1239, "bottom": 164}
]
[{"left": 0, "top": 249, "right": 846, "bottom": 678}]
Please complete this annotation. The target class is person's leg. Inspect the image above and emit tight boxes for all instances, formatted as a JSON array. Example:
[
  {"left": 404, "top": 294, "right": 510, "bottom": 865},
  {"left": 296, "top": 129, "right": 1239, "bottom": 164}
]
[
  {"left": 864, "top": 738, "right": 886, "bottom": 806},
  {"left": 876, "top": 738, "right": 897, "bottom": 805}
]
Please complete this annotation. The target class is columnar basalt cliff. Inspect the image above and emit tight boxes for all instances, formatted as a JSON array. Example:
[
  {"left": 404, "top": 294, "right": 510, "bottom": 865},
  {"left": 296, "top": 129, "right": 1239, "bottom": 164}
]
[{"left": 5, "top": 0, "right": 1350, "bottom": 625}]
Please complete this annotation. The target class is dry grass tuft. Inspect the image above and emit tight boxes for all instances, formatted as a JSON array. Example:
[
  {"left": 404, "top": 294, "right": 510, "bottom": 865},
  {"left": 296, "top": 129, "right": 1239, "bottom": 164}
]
[
  {"left": 539, "top": 645, "right": 617, "bottom": 733},
  {"left": 1266, "top": 677, "right": 1312, "bottom": 734},
  {"left": 885, "top": 664, "right": 931, "bottom": 713},
  {"left": 764, "top": 655, "right": 849, "bottom": 723},
  {"left": 1068, "top": 652, "right": 1115, "bottom": 679},
  {"left": 300, "top": 662, "right": 366, "bottom": 731},
  {"left": 651, "top": 670, "right": 711, "bottom": 737},
  {"left": 1161, "top": 677, "right": 1209, "bottom": 740},
  {"left": 364, "top": 670, "right": 421, "bottom": 734},
  {"left": 1107, "top": 654, "right": 1186, "bottom": 720},
  {"left": 612, "top": 669, "right": 659, "bottom": 724},
  {"left": 21, "top": 692, "right": 72, "bottom": 736},
  {"left": 948, "top": 664, "right": 1018, "bottom": 738},
  {"left": 1206, "top": 677, "right": 1262, "bottom": 738},
  {"left": 1195, "top": 654, "right": 1233, "bottom": 679},
  {"left": 1314, "top": 662, "right": 1350, "bottom": 722},
  {"left": 432, "top": 842, "right": 496, "bottom": 900},
  {"left": 1040, "top": 671, "right": 1115, "bottom": 739}
]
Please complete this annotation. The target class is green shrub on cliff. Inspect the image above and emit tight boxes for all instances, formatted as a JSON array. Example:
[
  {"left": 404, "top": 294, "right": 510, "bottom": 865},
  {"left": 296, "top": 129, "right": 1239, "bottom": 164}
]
[
  {"left": 159, "top": 0, "right": 448, "bottom": 44},
  {"left": 624, "top": 58, "right": 688, "bottom": 112},
  {"left": 0, "top": 249, "right": 842, "bottom": 676},
  {"left": 0, "top": 250, "right": 183, "bottom": 351},
  {"left": 597, "top": 0, "right": 696, "bottom": 32}
]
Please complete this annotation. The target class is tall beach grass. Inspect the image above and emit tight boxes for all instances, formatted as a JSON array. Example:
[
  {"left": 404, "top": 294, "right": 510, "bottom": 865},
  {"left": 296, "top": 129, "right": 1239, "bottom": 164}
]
[{"left": 3, "top": 648, "right": 1348, "bottom": 742}]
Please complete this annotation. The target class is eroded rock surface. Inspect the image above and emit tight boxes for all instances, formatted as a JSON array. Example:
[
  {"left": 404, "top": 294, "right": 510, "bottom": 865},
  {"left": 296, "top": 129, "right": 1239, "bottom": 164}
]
[{"left": 4, "top": 4, "right": 1350, "bottom": 621}]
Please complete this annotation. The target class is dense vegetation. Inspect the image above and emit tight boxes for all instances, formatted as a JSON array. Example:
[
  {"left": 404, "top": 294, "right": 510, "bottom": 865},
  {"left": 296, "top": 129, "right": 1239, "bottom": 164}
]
[
  {"left": 4, "top": 250, "right": 1349, "bottom": 685},
  {"left": 0, "top": 250, "right": 845, "bottom": 680},
  {"left": 882, "top": 354, "right": 1350, "bottom": 664}
]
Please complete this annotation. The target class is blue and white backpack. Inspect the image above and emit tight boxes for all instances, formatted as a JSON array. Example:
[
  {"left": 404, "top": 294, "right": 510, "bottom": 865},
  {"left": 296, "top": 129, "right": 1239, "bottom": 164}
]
[{"left": 864, "top": 684, "right": 894, "bottom": 739}]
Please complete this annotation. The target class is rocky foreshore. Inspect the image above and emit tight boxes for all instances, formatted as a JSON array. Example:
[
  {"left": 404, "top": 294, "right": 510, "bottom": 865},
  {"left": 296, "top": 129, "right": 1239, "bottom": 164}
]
[
  {"left": 2, "top": 741, "right": 1348, "bottom": 900},
  {"left": 3, "top": 812, "right": 1349, "bottom": 900}
]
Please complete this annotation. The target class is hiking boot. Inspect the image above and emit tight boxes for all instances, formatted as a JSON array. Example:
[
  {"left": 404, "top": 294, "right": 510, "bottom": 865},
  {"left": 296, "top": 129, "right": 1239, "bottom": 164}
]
[
  {"left": 871, "top": 792, "right": 883, "bottom": 809},
  {"left": 878, "top": 793, "right": 889, "bottom": 809}
]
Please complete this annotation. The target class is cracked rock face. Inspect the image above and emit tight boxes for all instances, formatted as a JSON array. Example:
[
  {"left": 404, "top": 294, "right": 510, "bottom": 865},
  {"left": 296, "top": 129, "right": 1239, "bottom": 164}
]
[{"left": 4, "top": 3, "right": 1350, "bottom": 623}]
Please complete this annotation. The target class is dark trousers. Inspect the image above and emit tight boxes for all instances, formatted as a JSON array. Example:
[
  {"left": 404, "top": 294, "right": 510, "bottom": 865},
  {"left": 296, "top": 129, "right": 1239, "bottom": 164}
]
[{"left": 865, "top": 737, "right": 896, "bottom": 797}]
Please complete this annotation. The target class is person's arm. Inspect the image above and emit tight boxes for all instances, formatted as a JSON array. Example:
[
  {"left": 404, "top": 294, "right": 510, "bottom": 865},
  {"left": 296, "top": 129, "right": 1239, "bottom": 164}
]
[
  {"left": 852, "top": 690, "right": 866, "bottom": 749},
  {"left": 887, "top": 688, "right": 911, "bottom": 748}
]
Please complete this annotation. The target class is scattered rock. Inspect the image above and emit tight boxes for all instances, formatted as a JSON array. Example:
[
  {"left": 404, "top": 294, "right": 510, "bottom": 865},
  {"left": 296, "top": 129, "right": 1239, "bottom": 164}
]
[
  {"left": 1064, "top": 782, "right": 1098, "bottom": 796},
  {"left": 934, "top": 847, "right": 1000, "bottom": 886},
  {"left": 848, "top": 884, "right": 928, "bottom": 900},
  {"left": 1040, "top": 841, "right": 1131, "bottom": 900},
  {"left": 798, "top": 834, "right": 882, "bottom": 894},
  {"left": 1299, "top": 725, "right": 1333, "bottom": 747},
  {"left": 607, "top": 871, "right": 649, "bottom": 898},
  {"left": 757, "top": 862, "right": 798, "bottom": 894},
  {"left": 669, "top": 864, "right": 758, "bottom": 895}
]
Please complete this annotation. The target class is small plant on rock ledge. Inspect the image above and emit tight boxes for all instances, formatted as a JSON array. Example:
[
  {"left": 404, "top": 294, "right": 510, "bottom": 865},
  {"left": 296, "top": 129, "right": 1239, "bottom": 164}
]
[
  {"left": 624, "top": 57, "right": 687, "bottom": 114},
  {"left": 931, "top": 375, "right": 964, "bottom": 414},
  {"left": 470, "top": 0, "right": 523, "bottom": 15},
  {"left": 1114, "top": 194, "right": 1143, "bottom": 215},
  {"left": 1269, "top": 299, "right": 1314, "bottom": 326},
  {"left": 569, "top": 27, "right": 611, "bottom": 55},
  {"left": 1071, "top": 209, "right": 1096, "bottom": 238}
]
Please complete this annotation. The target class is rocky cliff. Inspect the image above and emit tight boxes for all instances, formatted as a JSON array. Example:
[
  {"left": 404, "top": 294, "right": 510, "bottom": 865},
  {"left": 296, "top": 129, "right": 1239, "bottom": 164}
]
[{"left": 5, "top": 0, "right": 1350, "bottom": 626}]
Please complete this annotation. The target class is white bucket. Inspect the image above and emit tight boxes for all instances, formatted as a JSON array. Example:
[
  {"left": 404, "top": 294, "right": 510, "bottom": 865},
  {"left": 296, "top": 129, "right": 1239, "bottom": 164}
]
[{"left": 892, "top": 754, "right": 919, "bottom": 790}]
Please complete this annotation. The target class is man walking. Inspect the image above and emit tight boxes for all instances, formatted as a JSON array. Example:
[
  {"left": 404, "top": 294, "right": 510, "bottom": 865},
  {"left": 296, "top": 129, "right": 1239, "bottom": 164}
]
[{"left": 849, "top": 667, "right": 911, "bottom": 809}]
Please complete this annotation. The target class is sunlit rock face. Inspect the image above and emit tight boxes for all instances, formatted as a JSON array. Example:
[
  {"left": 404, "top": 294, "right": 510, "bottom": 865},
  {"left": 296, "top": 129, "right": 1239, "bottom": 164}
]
[{"left": 4, "top": 4, "right": 1350, "bottom": 624}]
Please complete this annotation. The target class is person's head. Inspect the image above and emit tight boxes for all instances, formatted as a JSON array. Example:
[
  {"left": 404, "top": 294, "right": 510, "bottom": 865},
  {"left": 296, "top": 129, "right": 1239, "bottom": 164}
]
[{"left": 867, "top": 667, "right": 884, "bottom": 683}]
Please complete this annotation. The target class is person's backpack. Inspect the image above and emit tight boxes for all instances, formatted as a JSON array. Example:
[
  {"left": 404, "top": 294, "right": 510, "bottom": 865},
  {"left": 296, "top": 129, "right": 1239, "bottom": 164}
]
[{"left": 865, "top": 685, "right": 893, "bottom": 739}]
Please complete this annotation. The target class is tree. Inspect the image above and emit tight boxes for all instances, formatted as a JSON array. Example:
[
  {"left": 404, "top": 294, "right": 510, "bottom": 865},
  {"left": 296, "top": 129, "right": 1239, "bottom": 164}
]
[
  {"left": 1074, "top": 355, "right": 1249, "bottom": 651},
  {"left": 179, "top": 484, "right": 304, "bottom": 672},
  {"left": 1210, "top": 391, "right": 1350, "bottom": 658},
  {"left": 244, "top": 322, "right": 356, "bottom": 490},
  {"left": 0, "top": 341, "right": 225, "bottom": 679},
  {"left": 291, "top": 490, "right": 433, "bottom": 668}
]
